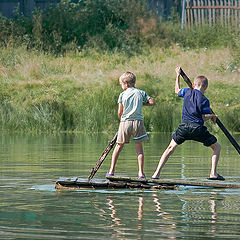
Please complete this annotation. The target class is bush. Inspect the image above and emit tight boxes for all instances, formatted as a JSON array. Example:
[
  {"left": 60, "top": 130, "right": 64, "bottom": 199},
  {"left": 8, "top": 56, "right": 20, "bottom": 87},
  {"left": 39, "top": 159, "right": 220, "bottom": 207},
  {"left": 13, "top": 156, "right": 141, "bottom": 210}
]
[
  {"left": 0, "top": 0, "right": 151, "bottom": 54},
  {"left": 1, "top": 0, "right": 239, "bottom": 54}
]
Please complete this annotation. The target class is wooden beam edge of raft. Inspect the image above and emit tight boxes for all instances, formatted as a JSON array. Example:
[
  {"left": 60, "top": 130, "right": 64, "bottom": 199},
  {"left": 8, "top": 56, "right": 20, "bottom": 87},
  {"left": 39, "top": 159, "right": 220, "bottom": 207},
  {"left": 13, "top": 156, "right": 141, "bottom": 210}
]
[
  {"left": 106, "top": 176, "right": 240, "bottom": 189},
  {"left": 55, "top": 177, "right": 175, "bottom": 190},
  {"left": 55, "top": 176, "right": 240, "bottom": 189}
]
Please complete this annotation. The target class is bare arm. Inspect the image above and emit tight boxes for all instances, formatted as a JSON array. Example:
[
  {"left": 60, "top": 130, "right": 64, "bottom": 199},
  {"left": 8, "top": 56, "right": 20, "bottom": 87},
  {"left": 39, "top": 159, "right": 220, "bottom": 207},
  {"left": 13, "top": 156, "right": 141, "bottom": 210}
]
[
  {"left": 118, "top": 103, "right": 123, "bottom": 120},
  {"left": 175, "top": 66, "right": 181, "bottom": 94},
  {"left": 202, "top": 114, "right": 218, "bottom": 123},
  {"left": 143, "top": 97, "right": 155, "bottom": 106}
]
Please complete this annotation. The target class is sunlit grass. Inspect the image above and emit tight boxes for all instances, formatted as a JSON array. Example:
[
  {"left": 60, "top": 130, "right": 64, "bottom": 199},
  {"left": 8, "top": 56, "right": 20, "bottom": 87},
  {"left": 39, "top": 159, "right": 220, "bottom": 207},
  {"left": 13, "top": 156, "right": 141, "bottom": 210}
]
[{"left": 0, "top": 46, "right": 239, "bottom": 133}]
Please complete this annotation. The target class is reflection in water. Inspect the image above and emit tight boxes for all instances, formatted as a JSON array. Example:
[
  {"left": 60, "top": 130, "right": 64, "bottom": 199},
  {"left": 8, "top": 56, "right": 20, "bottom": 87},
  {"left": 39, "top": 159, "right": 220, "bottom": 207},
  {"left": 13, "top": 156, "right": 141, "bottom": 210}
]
[
  {"left": 107, "top": 199, "right": 122, "bottom": 226},
  {"left": 107, "top": 198, "right": 125, "bottom": 240},
  {"left": 106, "top": 193, "right": 179, "bottom": 239},
  {"left": 209, "top": 198, "right": 217, "bottom": 233},
  {"left": 138, "top": 197, "right": 143, "bottom": 220},
  {"left": 153, "top": 193, "right": 170, "bottom": 219},
  {"left": 137, "top": 196, "right": 143, "bottom": 235},
  {"left": 153, "top": 193, "right": 177, "bottom": 240},
  {"left": 1, "top": 133, "right": 240, "bottom": 239},
  {"left": 209, "top": 198, "right": 217, "bottom": 223},
  {"left": 181, "top": 157, "right": 186, "bottom": 179},
  {"left": 107, "top": 195, "right": 145, "bottom": 239}
]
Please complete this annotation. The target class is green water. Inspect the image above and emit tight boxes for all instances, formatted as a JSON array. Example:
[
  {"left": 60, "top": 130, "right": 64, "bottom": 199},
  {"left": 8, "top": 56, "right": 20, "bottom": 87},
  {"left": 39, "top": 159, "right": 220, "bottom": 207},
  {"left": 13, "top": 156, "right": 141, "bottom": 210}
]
[{"left": 0, "top": 132, "right": 240, "bottom": 239}]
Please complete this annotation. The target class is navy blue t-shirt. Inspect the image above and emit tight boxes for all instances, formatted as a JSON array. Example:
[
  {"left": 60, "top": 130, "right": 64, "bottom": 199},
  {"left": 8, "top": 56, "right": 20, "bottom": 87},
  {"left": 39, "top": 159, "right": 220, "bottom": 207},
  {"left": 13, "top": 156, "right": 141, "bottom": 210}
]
[{"left": 178, "top": 88, "right": 211, "bottom": 125}]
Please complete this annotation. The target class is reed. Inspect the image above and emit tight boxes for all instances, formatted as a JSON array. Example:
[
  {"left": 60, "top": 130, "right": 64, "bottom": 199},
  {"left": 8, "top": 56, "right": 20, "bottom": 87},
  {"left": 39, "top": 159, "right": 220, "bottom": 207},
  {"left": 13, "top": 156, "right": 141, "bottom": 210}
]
[{"left": 1, "top": 46, "right": 239, "bottom": 133}]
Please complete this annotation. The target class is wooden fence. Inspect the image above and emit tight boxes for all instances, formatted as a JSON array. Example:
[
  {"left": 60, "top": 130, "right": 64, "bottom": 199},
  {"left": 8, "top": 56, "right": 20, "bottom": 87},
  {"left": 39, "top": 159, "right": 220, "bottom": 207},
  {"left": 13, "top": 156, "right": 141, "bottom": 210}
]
[{"left": 183, "top": 0, "right": 240, "bottom": 28}]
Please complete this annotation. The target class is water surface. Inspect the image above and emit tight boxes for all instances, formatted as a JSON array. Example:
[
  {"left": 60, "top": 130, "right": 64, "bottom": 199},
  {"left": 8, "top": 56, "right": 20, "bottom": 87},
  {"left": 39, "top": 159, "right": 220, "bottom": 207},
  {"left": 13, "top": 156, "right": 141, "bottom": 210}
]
[{"left": 0, "top": 132, "right": 240, "bottom": 239}]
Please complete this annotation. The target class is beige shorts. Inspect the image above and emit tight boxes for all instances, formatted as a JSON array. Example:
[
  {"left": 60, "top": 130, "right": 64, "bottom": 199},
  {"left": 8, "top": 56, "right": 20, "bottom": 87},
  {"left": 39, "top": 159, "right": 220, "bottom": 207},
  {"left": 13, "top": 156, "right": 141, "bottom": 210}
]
[{"left": 117, "top": 120, "right": 149, "bottom": 144}]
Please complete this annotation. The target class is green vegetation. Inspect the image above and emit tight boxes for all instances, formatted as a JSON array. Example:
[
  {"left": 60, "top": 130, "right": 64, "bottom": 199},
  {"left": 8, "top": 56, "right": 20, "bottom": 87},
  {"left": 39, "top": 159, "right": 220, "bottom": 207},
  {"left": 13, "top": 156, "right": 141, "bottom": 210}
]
[{"left": 0, "top": 0, "right": 239, "bottom": 133}]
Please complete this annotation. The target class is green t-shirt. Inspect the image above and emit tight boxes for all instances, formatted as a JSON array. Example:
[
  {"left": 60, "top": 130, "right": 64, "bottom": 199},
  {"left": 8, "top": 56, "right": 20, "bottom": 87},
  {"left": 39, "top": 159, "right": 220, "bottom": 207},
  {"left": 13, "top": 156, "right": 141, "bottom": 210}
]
[{"left": 118, "top": 87, "right": 150, "bottom": 121}]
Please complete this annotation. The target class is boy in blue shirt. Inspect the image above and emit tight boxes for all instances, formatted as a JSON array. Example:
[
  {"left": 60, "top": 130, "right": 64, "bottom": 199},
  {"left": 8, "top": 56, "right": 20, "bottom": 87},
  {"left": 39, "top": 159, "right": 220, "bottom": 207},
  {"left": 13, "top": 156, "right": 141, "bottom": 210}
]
[
  {"left": 151, "top": 67, "right": 224, "bottom": 181},
  {"left": 106, "top": 71, "right": 155, "bottom": 178}
]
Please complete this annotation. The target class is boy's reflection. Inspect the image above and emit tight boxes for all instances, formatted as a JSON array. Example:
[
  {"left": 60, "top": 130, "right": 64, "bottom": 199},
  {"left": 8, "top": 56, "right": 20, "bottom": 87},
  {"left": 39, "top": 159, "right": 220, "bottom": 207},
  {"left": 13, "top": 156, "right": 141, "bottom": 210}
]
[
  {"left": 153, "top": 193, "right": 173, "bottom": 220},
  {"left": 102, "top": 191, "right": 220, "bottom": 239},
  {"left": 209, "top": 198, "right": 217, "bottom": 223},
  {"left": 107, "top": 198, "right": 122, "bottom": 226},
  {"left": 106, "top": 193, "right": 176, "bottom": 239},
  {"left": 138, "top": 197, "right": 143, "bottom": 220},
  {"left": 107, "top": 198, "right": 125, "bottom": 240}
]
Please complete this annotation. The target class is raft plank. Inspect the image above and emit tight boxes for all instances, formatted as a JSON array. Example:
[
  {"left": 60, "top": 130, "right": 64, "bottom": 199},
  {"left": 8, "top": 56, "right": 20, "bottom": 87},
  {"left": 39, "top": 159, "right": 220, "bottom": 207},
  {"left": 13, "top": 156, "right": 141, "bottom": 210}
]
[
  {"left": 55, "top": 177, "right": 166, "bottom": 190},
  {"left": 107, "top": 176, "right": 240, "bottom": 189},
  {"left": 55, "top": 176, "right": 240, "bottom": 190}
]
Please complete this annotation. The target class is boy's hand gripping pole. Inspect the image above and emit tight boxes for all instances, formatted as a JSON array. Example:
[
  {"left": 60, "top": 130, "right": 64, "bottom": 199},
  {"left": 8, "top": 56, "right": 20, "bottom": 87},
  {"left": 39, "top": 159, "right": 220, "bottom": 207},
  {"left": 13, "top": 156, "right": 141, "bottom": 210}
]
[{"left": 179, "top": 68, "right": 240, "bottom": 155}]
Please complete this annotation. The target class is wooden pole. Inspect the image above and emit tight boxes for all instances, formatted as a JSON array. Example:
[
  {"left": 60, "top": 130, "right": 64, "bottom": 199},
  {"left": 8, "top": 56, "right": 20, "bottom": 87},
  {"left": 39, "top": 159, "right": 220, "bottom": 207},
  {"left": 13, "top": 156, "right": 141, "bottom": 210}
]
[
  {"left": 229, "top": 0, "right": 231, "bottom": 25},
  {"left": 224, "top": 0, "right": 227, "bottom": 26},
  {"left": 197, "top": 0, "right": 201, "bottom": 25},
  {"left": 187, "top": 0, "right": 191, "bottom": 28},
  {"left": 216, "top": 0, "right": 220, "bottom": 25},
  {"left": 208, "top": 0, "right": 212, "bottom": 26},
  {"left": 201, "top": 0, "right": 205, "bottom": 25},
  {"left": 235, "top": 0, "right": 238, "bottom": 26},
  {"left": 213, "top": 0, "right": 216, "bottom": 24},
  {"left": 181, "top": 0, "right": 187, "bottom": 29},
  {"left": 220, "top": 0, "right": 224, "bottom": 25},
  {"left": 88, "top": 132, "right": 118, "bottom": 181},
  {"left": 179, "top": 68, "right": 240, "bottom": 155},
  {"left": 238, "top": 0, "right": 240, "bottom": 27},
  {"left": 193, "top": 0, "right": 198, "bottom": 26},
  {"left": 190, "top": 0, "right": 194, "bottom": 27}
]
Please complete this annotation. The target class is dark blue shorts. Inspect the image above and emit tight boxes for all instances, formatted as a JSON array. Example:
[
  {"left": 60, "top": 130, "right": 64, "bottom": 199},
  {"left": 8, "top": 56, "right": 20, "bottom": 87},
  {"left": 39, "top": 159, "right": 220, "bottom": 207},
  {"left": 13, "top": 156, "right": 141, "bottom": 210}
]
[{"left": 172, "top": 121, "right": 217, "bottom": 147}]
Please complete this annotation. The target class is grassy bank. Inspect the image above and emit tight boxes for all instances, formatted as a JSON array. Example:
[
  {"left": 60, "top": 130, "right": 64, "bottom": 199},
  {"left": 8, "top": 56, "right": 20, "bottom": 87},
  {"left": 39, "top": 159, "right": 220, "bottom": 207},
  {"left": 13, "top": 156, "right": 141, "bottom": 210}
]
[
  {"left": 0, "top": 46, "right": 239, "bottom": 133},
  {"left": 0, "top": 0, "right": 239, "bottom": 133}
]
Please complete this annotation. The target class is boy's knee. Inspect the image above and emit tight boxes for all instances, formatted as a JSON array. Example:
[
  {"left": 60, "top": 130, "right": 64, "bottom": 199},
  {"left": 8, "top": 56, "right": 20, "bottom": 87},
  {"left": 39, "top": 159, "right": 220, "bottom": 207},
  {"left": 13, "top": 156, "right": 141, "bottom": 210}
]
[
  {"left": 216, "top": 143, "right": 221, "bottom": 152},
  {"left": 135, "top": 143, "right": 143, "bottom": 155},
  {"left": 116, "top": 143, "right": 124, "bottom": 150},
  {"left": 167, "top": 144, "right": 177, "bottom": 154},
  {"left": 166, "top": 139, "right": 178, "bottom": 153},
  {"left": 211, "top": 142, "right": 221, "bottom": 152}
]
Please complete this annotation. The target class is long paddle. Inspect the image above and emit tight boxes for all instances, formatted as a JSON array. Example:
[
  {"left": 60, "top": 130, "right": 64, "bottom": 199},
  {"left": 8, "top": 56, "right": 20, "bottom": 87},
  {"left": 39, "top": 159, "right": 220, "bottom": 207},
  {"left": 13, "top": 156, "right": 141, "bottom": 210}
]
[
  {"left": 88, "top": 132, "right": 118, "bottom": 181},
  {"left": 180, "top": 68, "right": 240, "bottom": 155}
]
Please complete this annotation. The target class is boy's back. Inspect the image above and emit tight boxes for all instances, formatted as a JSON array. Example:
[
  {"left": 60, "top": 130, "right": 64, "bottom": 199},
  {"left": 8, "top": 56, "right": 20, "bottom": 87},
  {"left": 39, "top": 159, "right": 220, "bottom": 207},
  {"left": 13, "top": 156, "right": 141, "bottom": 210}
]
[
  {"left": 178, "top": 88, "right": 211, "bottom": 125},
  {"left": 119, "top": 87, "right": 150, "bottom": 121}
]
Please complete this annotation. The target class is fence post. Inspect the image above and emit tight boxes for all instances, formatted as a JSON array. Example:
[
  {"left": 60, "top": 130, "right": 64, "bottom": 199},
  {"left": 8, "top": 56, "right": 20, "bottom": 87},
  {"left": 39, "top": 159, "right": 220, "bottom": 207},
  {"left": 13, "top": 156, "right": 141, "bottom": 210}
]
[
  {"left": 24, "top": 0, "right": 35, "bottom": 16},
  {"left": 181, "top": 0, "right": 186, "bottom": 29}
]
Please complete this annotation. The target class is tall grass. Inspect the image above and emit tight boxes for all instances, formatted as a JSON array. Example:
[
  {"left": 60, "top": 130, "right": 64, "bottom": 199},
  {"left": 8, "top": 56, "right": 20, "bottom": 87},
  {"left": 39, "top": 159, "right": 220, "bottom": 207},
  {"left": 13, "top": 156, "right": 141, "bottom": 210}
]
[{"left": 0, "top": 45, "right": 239, "bottom": 133}]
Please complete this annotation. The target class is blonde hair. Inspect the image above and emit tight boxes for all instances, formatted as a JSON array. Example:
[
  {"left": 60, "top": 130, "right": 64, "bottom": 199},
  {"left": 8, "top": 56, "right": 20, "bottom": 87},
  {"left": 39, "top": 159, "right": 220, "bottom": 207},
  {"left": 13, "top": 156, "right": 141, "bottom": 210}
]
[
  {"left": 119, "top": 71, "right": 136, "bottom": 87},
  {"left": 194, "top": 75, "right": 208, "bottom": 90}
]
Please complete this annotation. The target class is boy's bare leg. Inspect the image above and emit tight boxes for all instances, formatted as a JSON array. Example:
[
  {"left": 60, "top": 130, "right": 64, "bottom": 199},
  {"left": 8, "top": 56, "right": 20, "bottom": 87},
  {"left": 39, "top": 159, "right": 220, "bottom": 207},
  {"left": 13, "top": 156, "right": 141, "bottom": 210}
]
[
  {"left": 152, "top": 139, "right": 178, "bottom": 179},
  {"left": 209, "top": 142, "right": 221, "bottom": 178},
  {"left": 135, "top": 142, "right": 144, "bottom": 177},
  {"left": 108, "top": 143, "right": 124, "bottom": 175}
]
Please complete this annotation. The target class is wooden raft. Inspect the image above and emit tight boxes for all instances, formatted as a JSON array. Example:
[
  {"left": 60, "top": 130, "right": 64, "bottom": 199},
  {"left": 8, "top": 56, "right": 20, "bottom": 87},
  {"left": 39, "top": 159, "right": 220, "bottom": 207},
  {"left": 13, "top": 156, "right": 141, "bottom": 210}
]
[{"left": 55, "top": 176, "right": 240, "bottom": 190}]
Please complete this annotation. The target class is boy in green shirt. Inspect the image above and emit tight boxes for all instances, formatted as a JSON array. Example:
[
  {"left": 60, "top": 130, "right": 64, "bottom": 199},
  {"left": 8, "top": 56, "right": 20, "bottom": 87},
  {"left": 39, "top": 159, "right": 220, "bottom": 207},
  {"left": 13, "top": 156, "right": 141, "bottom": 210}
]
[{"left": 106, "top": 71, "right": 155, "bottom": 178}]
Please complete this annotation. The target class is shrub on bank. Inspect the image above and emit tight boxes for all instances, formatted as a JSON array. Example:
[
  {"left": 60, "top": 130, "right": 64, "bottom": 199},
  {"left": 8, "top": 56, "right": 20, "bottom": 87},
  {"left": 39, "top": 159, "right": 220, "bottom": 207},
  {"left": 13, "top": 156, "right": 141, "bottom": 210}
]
[{"left": 0, "top": 0, "right": 239, "bottom": 54}]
